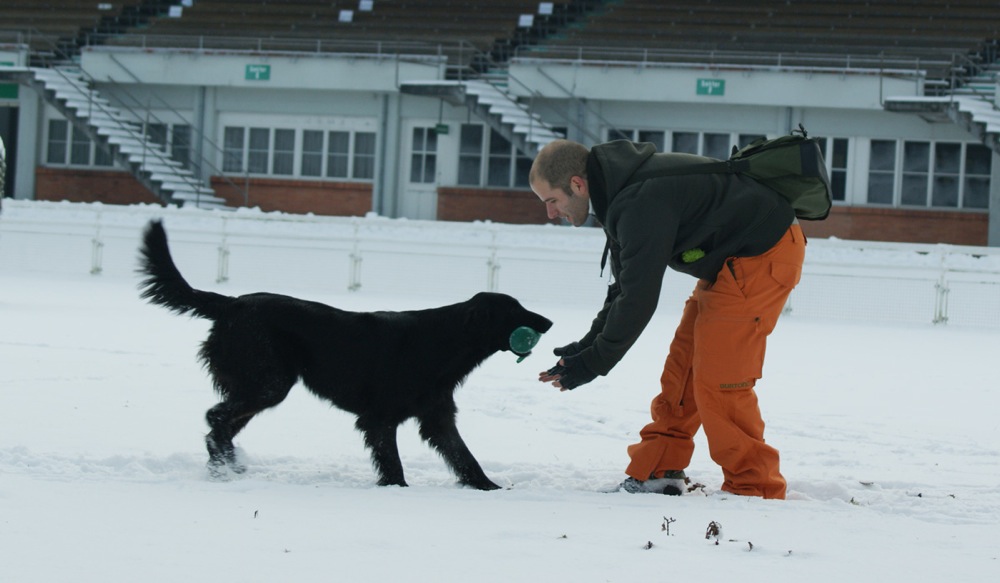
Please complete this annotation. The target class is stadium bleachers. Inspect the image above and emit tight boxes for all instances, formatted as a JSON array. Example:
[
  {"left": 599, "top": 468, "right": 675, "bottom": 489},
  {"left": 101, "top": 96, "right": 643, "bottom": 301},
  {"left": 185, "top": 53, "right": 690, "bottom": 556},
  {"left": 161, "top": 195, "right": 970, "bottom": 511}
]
[
  {"left": 2, "top": 1, "right": 998, "bottom": 85},
  {"left": 0, "top": 1, "right": 171, "bottom": 64},
  {"left": 88, "top": 1, "right": 577, "bottom": 75},
  {"left": 533, "top": 1, "right": 1000, "bottom": 60},
  {"left": 118, "top": 1, "right": 568, "bottom": 50}
]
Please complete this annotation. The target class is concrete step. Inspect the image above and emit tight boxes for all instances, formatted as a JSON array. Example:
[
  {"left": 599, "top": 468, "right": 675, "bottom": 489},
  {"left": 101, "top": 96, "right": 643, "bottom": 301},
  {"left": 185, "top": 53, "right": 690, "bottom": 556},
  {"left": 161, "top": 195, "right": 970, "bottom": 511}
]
[{"left": 127, "top": 152, "right": 182, "bottom": 167}]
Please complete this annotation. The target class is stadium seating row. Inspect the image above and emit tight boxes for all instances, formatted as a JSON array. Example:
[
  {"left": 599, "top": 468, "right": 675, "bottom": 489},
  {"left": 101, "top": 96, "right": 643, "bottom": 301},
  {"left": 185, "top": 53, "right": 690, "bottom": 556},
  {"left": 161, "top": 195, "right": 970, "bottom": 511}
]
[{"left": 0, "top": 0, "right": 996, "bottom": 78}]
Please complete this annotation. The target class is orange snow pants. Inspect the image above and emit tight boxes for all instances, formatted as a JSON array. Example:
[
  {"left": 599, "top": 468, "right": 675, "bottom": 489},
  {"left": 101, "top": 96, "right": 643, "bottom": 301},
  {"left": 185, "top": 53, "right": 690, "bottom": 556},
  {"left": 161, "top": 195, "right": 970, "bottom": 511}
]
[{"left": 625, "top": 224, "right": 805, "bottom": 499}]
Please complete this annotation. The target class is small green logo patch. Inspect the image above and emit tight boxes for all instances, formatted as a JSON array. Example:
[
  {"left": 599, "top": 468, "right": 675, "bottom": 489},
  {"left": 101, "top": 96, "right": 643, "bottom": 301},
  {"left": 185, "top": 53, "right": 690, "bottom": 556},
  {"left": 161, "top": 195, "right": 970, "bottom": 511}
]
[{"left": 681, "top": 248, "right": 705, "bottom": 263}]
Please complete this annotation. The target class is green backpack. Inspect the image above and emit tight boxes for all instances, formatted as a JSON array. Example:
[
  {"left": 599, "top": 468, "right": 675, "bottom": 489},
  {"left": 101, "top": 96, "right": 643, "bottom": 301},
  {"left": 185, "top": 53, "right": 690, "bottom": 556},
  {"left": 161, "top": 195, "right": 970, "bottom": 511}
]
[{"left": 631, "top": 125, "right": 833, "bottom": 220}]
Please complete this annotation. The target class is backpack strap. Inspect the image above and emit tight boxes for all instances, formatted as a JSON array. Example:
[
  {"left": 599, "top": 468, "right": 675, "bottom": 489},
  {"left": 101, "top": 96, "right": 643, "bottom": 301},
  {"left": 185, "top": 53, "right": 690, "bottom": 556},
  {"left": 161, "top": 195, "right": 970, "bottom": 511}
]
[{"left": 626, "top": 158, "right": 737, "bottom": 186}]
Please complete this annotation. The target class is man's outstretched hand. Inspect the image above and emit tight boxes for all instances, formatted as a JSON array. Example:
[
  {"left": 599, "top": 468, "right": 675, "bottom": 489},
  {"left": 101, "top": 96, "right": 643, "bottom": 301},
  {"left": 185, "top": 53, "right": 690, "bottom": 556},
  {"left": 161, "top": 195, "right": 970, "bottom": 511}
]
[
  {"left": 552, "top": 341, "right": 585, "bottom": 358},
  {"left": 538, "top": 353, "right": 597, "bottom": 391}
]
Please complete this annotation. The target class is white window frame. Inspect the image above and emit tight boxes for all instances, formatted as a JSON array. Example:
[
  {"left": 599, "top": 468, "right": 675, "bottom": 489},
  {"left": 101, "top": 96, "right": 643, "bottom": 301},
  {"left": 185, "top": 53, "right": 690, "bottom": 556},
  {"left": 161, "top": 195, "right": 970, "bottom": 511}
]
[
  {"left": 456, "top": 123, "right": 531, "bottom": 188},
  {"left": 218, "top": 114, "right": 377, "bottom": 181},
  {"left": 44, "top": 117, "right": 113, "bottom": 168},
  {"left": 865, "top": 138, "right": 991, "bottom": 210}
]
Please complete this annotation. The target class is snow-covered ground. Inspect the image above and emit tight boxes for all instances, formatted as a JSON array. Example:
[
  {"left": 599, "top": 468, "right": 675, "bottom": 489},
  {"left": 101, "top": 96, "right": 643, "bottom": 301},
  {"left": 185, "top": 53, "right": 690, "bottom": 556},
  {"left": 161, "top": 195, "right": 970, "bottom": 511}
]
[{"left": 1, "top": 202, "right": 997, "bottom": 582}]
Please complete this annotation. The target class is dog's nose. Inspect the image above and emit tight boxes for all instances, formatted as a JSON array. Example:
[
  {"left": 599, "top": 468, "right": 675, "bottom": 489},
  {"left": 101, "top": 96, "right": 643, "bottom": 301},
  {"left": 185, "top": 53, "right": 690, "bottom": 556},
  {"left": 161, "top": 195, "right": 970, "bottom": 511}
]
[{"left": 537, "top": 317, "right": 554, "bottom": 333}]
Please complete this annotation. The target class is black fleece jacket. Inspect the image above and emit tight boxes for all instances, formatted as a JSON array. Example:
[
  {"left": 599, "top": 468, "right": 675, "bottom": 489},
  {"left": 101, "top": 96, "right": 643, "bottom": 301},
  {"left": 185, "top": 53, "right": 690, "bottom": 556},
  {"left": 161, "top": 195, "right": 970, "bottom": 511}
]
[{"left": 577, "top": 140, "right": 795, "bottom": 376}]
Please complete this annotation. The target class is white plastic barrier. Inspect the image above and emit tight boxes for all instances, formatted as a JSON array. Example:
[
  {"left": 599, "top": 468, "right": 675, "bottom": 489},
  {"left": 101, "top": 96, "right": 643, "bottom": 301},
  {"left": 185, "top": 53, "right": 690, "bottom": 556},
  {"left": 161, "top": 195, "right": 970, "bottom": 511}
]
[{"left": 2, "top": 200, "right": 999, "bottom": 327}]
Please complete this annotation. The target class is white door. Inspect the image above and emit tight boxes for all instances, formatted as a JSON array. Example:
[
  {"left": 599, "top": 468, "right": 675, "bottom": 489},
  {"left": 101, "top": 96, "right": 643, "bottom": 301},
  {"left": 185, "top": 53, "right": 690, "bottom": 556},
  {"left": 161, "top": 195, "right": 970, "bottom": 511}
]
[{"left": 399, "top": 123, "right": 439, "bottom": 220}]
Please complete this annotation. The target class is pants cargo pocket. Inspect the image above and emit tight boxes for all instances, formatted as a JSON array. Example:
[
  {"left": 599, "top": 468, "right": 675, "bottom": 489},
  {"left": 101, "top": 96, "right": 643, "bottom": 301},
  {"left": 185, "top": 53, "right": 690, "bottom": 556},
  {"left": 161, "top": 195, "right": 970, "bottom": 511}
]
[
  {"left": 768, "top": 261, "right": 801, "bottom": 289},
  {"left": 693, "top": 315, "right": 764, "bottom": 390}
]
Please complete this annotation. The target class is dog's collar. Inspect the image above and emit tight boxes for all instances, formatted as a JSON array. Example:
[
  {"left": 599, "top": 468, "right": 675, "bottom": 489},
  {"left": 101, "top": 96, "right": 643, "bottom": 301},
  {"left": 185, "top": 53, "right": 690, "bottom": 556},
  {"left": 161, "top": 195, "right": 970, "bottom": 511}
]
[{"left": 509, "top": 326, "right": 543, "bottom": 363}]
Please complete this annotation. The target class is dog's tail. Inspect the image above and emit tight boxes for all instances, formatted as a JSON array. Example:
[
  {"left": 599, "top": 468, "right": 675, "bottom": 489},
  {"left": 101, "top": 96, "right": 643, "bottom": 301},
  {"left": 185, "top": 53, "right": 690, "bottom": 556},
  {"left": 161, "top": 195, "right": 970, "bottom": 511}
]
[{"left": 138, "top": 219, "right": 232, "bottom": 321}]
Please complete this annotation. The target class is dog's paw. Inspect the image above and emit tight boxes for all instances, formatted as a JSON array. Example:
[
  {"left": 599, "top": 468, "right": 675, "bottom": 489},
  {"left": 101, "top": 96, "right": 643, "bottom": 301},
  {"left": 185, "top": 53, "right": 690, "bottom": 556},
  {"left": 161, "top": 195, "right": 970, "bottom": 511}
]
[
  {"left": 206, "top": 461, "right": 231, "bottom": 481},
  {"left": 464, "top": 480, "right": 502, "bottom": 491},
  {"left": 206, "top": 459, "right": 246, "bottom": 481}
]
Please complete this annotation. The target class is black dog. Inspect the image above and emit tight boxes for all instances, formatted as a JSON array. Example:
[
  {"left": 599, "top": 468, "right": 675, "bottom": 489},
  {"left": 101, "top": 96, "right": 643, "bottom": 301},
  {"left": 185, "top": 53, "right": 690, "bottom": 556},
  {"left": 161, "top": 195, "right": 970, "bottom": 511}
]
[{"left": 137, "top": 220, "right": 552, "bottom": 490}]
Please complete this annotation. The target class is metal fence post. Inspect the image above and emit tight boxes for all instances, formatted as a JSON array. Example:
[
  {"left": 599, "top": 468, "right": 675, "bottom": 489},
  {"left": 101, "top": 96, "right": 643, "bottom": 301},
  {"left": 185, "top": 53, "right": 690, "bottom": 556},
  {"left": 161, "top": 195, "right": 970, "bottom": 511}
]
[
  {"left": 486, "top": 228, "right": 500, "bottom": 292},
  {"left": 216, "top": 218, "right": 230, "bottom": 283},
  {"left": 933, "top": 247, "right": 949, "bottom": 324},
  {"left": 934, "top": 275, "right": 950, "bottom": 324},
  {"left": 90, "top": 217, "right": 104, "bottom": 275},
  {"left": 348, "top": 218, "right": 362, "bottom": 291}
]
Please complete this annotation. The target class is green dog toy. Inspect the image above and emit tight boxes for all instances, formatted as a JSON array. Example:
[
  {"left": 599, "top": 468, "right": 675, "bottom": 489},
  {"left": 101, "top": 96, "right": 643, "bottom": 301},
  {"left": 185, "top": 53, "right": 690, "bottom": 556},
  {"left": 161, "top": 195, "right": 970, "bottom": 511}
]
[{"left": 509, "top": 326, "right": 543, "bottom": 363}]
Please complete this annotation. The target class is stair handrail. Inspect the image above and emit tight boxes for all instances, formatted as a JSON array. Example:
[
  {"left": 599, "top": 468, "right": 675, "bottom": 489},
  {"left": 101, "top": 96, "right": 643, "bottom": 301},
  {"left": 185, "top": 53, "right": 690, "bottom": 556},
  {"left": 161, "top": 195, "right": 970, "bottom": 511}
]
[
  {"left": 472, "top": 47, "right": 602, "bottom": 147},
  {"left": 948, "top": 49, "right": 1000, "bottom": 112},
  {"left": 504, "top": 67, "right": 604, "bottom": 145},
  {"left": 33, "top": 67, "right": 182, "bottom": 183},
  {"left": 97, "top": 51, "right": 248, "bottom": 205},
  {"left": 52, "top": 65, "right": 212, "bottom": 203},
  {"left": 5, "top": 27, "right": 221, "bottom": 207}
]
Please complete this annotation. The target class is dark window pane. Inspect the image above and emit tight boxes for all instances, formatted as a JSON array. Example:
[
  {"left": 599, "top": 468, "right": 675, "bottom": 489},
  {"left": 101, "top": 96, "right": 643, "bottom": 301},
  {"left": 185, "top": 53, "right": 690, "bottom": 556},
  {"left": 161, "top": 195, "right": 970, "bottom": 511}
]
[
  {"left": 867, "top": 172, "right": 894, "bottom": 204},
  {"left": 934, "top": 143, "right": 961, "bottom": 174},
  {"left": 703, "top": 133, "right": 730, "bottom": 160},
  {"left": 489, "top": 131, "right": 511, "bottom": 155},
  {"left": 353, "top": 132, "right": 376, "bottom": 179},
  {"left": 832, "top": 138, "right": 848, "bottom": 167},
  {"left": 964, "top": 177, "right": 990, "bottom": 209},
  {"left": 638, "top": 130, "right": 665, "bottom": 151},
  {"left": 901, "top": 174, "right": 927, "bottom": 206},
  {"left": 327, "top": 131, "right": 349, "bottom": 178},
  {"left": 609, "top": 128, "right": 631, "bottom": 141},
  {"left": 488, "top": 131, "right": 513, "bottom": 186},
  {"left": 146, "top": 123, "right": 167, "bottom": 148},
  {"left": 903, "top": 141, "right": 929, "bottom": 172},
  {"left": 247, "top": 128, "right": 269, "bottom": 174},
  {"left": 460, "top": 124, "right": 483, "bottom": 154},
  {"left": 172, "top": 125, "right": 191, "bottom": 169},
  {"left": 672, "top": 132, "right": 698, "bottom": 154},
  {"left": 301, "top": 130, "right": 323, "bottom": 176},
  {"left": 410, "top": 153, "right": 422, "bottom": 182},
  {"left": 272, "top": 129, "right": 294, "bottom": 175},
  {"left": 831, "top": 169, "right": 847, "bottom": 201},
  {"left": 70, "top": 126, "right": 90, "bottom": 165},
  {"left": 458, "top": 125, "right": 483, "bottom": 185},
  {"left": 966, "top": 144, "right": 992, "bottom": 175},
  {"left": 515, "top": 155, "right": 532, "bottom": 187},
  {"left": 423, "top": 154, "right": 436, "bottom": 182},
  {"left": 223, "top": 127, "right": 244, "bottom": 173},
  {"left": 931, "top": 175, "right": 959, "bottom": 207},
  {"left": 488, "top": 157, "right": 510, "bottom": 186},
  {"left": 869, "top": 140, "right": 896, "bottom": 171},
  {"left": 47, "top": 119, "right": 68, "bottom": 164},
  {"left": 93, "top": 143, "right": 113, "bottom": 167},
  {"left": 411, "top": 128, "right": 436, "bottom": 183},
  {"left": 458, "top": 157, "right": 480, "bottom": 185}
]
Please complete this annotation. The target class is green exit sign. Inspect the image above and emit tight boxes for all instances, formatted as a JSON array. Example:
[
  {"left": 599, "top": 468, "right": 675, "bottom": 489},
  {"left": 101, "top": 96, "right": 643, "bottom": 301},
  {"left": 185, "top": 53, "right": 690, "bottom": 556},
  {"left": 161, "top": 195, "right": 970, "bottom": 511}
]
[
  {"left": 245, "top": 64, "right": 271, "bottom": 81},
  {"left": 696, "top": 78, "right": 725, "bottom": 96},
  {"left": 0, "top": 61, "right": 16, "bottom": 99}
]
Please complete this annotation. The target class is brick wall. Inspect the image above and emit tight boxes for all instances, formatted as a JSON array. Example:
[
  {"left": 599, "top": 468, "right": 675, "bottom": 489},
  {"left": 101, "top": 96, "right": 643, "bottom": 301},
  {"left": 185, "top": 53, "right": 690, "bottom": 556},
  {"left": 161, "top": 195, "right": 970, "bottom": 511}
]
[
  {"left": 30, "top": 168, "right": 992, "bottom": 244},
  {"left": 35, "top": 167, "right": 162, "bottom": 205},
  {"left": 211, "top": 176, "right": 372, "bottom": 216},
  {"left": 801, "top": 206, "right": 988, "bottom": 246},
  {"left": 437, "top": 186, "right": 558, "bottom": 225}
]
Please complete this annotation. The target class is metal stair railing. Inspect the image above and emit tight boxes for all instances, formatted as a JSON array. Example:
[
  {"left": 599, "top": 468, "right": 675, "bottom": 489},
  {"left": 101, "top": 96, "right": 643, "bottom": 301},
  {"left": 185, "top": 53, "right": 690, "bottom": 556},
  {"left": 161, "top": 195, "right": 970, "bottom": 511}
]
[
  {"left": 2, "top": 27, "right": 229, "bottom": 208},
  {"left": 97, "top": 51, "right": 249, "bottom": 207},
  {"left": 30, "top": 66, "right": 226, "bottom": 209},
  {"left": 503, "top": 67, "right": 605, "bottom": 146}
]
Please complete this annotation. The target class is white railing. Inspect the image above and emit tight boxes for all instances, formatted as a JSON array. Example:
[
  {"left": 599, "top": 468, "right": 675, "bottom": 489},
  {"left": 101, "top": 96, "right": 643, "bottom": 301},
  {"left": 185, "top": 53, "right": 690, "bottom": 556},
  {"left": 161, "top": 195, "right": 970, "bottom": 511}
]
[{"left": 2, "top": 200, "right": 1000, "bottom": 328}]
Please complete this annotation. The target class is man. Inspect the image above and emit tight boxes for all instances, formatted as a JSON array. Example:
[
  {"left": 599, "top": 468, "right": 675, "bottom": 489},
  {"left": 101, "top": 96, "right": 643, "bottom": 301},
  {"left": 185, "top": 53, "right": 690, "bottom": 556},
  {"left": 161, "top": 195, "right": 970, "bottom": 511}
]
[{"left": 530, "top": 138, "right": 805, "bottom": 499}]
